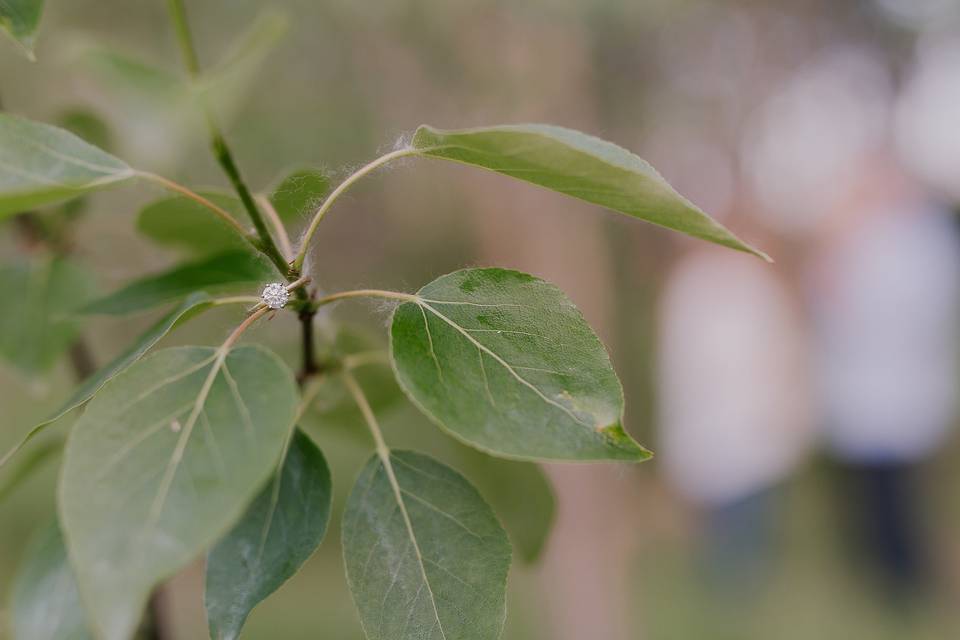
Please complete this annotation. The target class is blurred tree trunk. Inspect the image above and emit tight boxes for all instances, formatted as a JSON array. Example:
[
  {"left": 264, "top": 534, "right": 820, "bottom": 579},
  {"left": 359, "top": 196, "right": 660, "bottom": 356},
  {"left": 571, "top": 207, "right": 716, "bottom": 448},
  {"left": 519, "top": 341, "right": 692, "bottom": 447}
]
[
  {"left": 450, "top": 18, "right": 647, "bottom": 636},
  {"left": 466, "top": 176, "right": 643, "bottom": 640}
]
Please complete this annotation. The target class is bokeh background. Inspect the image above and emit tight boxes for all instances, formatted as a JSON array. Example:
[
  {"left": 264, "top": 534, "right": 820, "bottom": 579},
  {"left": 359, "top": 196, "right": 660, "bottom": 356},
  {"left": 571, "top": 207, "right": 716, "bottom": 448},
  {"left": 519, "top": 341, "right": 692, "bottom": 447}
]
[{"left": 3, "top": 0, "right": 960, "bottom": 638}]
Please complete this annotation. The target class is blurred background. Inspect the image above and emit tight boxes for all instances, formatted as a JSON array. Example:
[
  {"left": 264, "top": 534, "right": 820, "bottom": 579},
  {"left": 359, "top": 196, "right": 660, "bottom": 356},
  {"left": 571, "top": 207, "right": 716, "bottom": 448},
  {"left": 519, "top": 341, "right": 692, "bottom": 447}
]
[{"left": 3, "top": 0, "right": 960, "bottom": 638}]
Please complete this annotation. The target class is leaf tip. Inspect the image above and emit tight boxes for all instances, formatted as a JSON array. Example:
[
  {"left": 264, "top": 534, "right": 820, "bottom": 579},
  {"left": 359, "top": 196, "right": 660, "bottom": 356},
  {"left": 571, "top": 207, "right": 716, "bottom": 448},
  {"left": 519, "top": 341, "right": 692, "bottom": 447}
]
[
  {"left": 727, "top": 236, "right": 774, "bottom": 264},
  {"left": 410, "top": 124, "right": 443, "bottom": 151},
  {"left": 599, "top": 423, "right": 653, "bottom": 461},
  {"left": 751, "top": 246, "right": 775, "bottom": 264},
  {"left": 2, "top": 28, "right": 38, "bottom": 60},
  {"left": 9, "top": 39, "right": 36, "bottom": 60}
]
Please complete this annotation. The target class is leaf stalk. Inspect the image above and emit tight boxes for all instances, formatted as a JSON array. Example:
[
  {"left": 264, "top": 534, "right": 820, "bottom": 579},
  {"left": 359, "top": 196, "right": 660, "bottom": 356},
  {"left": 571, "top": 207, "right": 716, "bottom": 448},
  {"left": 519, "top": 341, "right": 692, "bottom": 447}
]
[
  {"left": 138, "top": 172, "right": 252, "bottom": 239},
  {"left": 342, "top": 370, "right": 390, "bottom": 461},
  {"left": 292, "top": 147, "right": 420, "bottom": 272},
  {"left": 313, "top": 288, "right": 418, "bottom": 309}
]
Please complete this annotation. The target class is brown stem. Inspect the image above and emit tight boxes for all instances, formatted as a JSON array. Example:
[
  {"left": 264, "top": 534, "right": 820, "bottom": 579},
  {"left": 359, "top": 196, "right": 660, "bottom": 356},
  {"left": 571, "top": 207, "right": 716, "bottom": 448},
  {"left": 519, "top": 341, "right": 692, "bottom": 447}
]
[
  {"left": 209, "top": 135, "right": 291, "bottom": 276},
  {"left": 12, "top": 214, "right": 46, "bottom": 249},
  {"left": 145, "top": 592, "right": 171, "bottom": 640},
  {"left": 297, "top": 309, "right": 319, "bottom": 387},
  {"left": 67, "top": 341, "right": 96, "bottom": 380}
]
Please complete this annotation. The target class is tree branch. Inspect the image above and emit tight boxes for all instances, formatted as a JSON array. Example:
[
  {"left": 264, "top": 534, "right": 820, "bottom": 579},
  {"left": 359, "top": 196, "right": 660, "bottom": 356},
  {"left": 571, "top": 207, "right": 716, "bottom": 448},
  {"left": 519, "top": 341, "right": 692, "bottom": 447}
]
[
  {"left": 297, "top": 309, "right": 319, "bottom": 386},
  {"left": 165, "top": 0, "right": 291, "bottom": 278}
]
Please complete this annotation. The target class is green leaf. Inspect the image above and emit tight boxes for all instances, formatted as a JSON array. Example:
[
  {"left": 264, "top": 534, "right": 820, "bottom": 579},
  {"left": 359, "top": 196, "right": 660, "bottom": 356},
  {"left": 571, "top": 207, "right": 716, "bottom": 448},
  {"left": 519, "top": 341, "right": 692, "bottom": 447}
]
[
  {"left": 305, "top": 330, "right": 553, "bottom": 561},
  {"left": 429, "top": 449, "right": 553, "bottom": 564},
  {"left": 341, "top": 399, "right": 555, "bottom": 564},
  {"left": 82, "top": 47, "right": 183, "bottom": 101},
  {"left": 390, "top": 267, "right": 650, "bottom": 462},
  {"left": 0, "top": 293, "right": 215, "bottom": 472},
  {"left": 137, "top": 192, "right": 249, "bottom": 256},
  {"left": 0, "top": 438, "right": 59, "bottom": 504},
  {"left": 79, "top": 251, "right": 271, "bottom": 315},
  {"left": 192, "top": 11, "right": 288, "bottom": 124},
  {"left": 325, "top": 421, "right": 555, "bottom": 564},
  {"left": 0, "top": 113, "right": 134, "bottom": 218},
  {"left": 57, "top": 109, "right": 114, "bottom": 217},
  {"left": 342, "top": 450, "right": 511, "bottom": 640},
  {"left": 198, "top": 11, "right": 289, "bottom": 102},
  {"left": 205, "top": 429, "right": 332, "bottom": 640},
  {"left": 80, "top": 12, "right": 285, "bottom": 126},
  {"left": 10, "top": 521, "right": 92, "bottom": 640},
  {"left": 0, "top": 0, "right": 44, "bottom": 59},
  {"left": 59, "top": 345, "right": 299, "bottom": 640},
  {"left": 0, "top": 257, "right": 95, "bottom": 377},
  {"left": 78, "top": 46, "right": 189, "bottom": 135},
  {"left": 303, "top": 327, "right": 402, "bottom": 434},
  {"left": 268, "top": 168, "right": 330, "bottom": 221},
  {"left": 412, "top": 124, "right": 768, "bottom": 260},
  {"left": 58, "top": 109, "right": 112, "bottom": 152}
]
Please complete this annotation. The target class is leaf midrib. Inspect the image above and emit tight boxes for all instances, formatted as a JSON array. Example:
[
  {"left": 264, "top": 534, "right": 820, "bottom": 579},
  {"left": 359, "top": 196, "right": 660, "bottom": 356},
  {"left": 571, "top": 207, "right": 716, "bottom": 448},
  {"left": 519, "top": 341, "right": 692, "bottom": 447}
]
[
  {"left": 12, "top": 121, "right": 130, "bottom": 175},
  {"left": 415, "top": 299, "right": 596, "bottom": 430},
  {"left": 419, "top": 126, "right": 651, "bottom": 182},
  {"left": 376, "top": 452, "right": 449, "bottom": 640},
  {"left": 143, "top": 347, "right": 230, "bottom": 535}
]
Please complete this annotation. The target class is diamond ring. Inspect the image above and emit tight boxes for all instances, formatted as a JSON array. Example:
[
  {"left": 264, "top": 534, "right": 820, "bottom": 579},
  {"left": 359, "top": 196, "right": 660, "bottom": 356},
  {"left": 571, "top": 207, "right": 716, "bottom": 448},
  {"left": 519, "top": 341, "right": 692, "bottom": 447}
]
[{"left": 261, "top": 282, "right": 290, "bottom": 309}]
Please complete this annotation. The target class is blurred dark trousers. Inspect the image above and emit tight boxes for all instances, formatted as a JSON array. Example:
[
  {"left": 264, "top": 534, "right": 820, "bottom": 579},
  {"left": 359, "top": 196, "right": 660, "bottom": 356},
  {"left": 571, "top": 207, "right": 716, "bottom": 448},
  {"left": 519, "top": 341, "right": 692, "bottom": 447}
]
[
  {"left": 836, "top": 459, "right": 928, "bottom": 595},
  {"left": 702, "top": 488, "right": 776, "bottom": 594}
]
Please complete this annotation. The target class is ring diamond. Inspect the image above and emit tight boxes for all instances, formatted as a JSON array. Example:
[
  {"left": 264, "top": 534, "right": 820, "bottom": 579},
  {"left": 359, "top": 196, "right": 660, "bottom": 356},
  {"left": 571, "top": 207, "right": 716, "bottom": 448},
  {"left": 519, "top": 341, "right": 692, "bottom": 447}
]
[{"left": 261, "top": 282, "right": 290, "bottom": 309}]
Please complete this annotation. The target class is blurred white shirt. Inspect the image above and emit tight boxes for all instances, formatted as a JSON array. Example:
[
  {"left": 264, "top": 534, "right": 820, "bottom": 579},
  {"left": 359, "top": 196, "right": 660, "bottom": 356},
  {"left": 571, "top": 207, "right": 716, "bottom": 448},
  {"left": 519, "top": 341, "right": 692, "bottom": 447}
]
[
  {"left": 658, "top": 249, "right": 812, "bottom": 506},
  {"left": 813, "top": 203, "right": 960, "bottom": 463}
]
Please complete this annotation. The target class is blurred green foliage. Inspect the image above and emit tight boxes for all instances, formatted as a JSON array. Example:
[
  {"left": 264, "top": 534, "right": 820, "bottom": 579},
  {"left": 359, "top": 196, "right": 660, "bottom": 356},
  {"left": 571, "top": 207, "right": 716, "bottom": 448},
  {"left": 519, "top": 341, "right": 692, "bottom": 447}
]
[{"left": 2, "top": 1, "right": 960, "bottom": 639}]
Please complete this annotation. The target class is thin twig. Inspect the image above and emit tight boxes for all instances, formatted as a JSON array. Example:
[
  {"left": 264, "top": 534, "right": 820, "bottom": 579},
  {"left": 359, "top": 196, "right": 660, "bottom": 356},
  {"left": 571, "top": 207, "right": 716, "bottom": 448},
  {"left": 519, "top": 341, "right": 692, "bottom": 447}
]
[
  {"left": 165, "top": 0, "right": 290, "bottom": 278},
  {"left": 210, "top": 295, "right": 261, "bottom": 308},
  {"left": 222, "top": 306, "right": 270, "bottom": 350},
  {"left": 295, "top": 374, "right": 328, "bottom": 421},
  {"left": 257, "top": 194, "right": 293, "bottom": 260},
  {"left": 166, "top": 0, "right": 200, "bottom": 75},
  {"left": 342, "top": 370, "right": 390, "bottom": 460},
  {"left": 139, "top": 172, "right": 252, "bottom": 239},
  {"left": 342, "top": 351, "right": 389, "bottom": 370},
  {"left": 292, "top": 147, "right": 419, "bottom": 272},
  {"left": 313, "top": 288, "right": 418, "bottom": 309}
]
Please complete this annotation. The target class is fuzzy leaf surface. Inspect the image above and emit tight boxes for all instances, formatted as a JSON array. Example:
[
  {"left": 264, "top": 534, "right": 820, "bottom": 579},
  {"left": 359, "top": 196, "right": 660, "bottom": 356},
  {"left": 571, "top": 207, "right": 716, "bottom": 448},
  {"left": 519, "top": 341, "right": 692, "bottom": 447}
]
[
  {"left": 0, "top": 257, "right": 95, "bottom": 376},
  {"left": 59, "top": 345, "right": 298, "bottom": 640},
  {"left": 390, "top": 268, "right": 650, "bottom": 461},
  {"left": 136, "top": 192, "right": 249, "bottom": 256},
  {"left": 205, "top": 429, "right": 332, "bottom": 640},
  {"left": 412, "top": 124, "right": 767, "bottom": 259},
  {"left": 268, "top": 168, "right": 330, "bottom": 221},
  {"left": 79, "top": 252, "right": 271, "bottom": 315},
  {"left": 342, "top": 451, "right": 511, "bottom": 640},
  {"left": 0, "top": 114, "right": 133, "bottom": 217},
  {"left": 10, "top": 521, "right": 91, "bottom": 640},
  {"left": 0, "top": 293, "right": 216, "bottom": 472}
]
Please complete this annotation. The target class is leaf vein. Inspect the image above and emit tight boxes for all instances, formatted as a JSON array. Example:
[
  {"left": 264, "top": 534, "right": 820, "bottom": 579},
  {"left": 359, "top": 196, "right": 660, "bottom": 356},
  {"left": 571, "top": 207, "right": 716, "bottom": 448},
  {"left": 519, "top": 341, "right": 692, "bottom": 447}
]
[
  {"left": 399, "top": 488, "right": 484, "bottom": 540},
  {"left": 419, "top": 304, "right": 444, "bottom": 382},
  {"left": 418, "top": 302, "right": 594, "bottom": 429}
]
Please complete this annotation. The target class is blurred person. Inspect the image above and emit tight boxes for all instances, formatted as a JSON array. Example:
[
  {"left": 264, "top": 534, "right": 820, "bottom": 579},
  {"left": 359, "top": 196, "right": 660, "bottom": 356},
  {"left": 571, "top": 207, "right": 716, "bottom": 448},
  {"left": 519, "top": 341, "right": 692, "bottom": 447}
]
[
  {"left": 658, "top": 223, "right": 812, "bottom": 593},
  {"left": 807, "top": 150, "right": 960, "bottom": 596}
]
